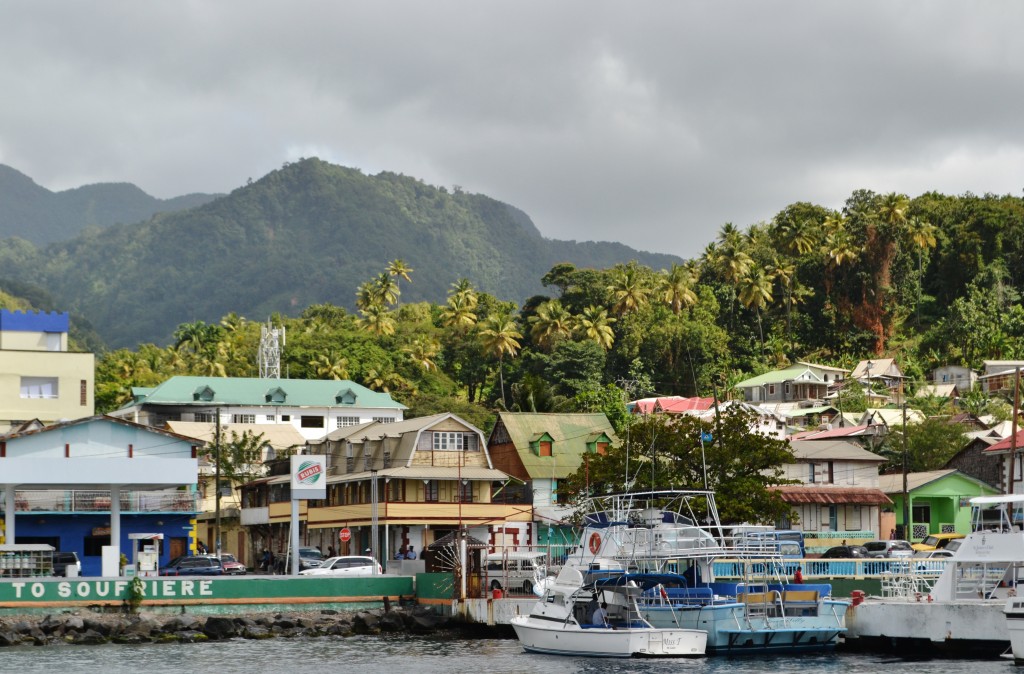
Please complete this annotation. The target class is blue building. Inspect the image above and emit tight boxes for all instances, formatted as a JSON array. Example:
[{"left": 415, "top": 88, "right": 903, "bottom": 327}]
[{"left": 1, "top": 415, "right": 201, "bottom": 576}]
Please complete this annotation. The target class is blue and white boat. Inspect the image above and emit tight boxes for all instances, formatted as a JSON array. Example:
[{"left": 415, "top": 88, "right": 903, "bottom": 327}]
[{"left": 562, "top": 490, "right": 848, "bottom": 654}]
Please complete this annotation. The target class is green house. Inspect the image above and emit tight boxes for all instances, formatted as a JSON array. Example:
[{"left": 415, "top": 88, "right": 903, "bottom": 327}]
[{"left": 879, "top": 469, "right": 1000, "bottom": 540}]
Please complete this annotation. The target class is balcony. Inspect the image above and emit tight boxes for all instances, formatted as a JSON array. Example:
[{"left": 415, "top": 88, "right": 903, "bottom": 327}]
[{"left": 2, "top": 489, "right": 198, "bottom": 514}]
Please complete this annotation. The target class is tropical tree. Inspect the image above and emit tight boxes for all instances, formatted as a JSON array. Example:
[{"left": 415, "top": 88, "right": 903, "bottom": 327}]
[
  {"left": 738, "top": 267, "right": 773, "bottom": 353},
  {"left": 387, "top": 259, "right": 414, "bottom": 303},
  {"left": 529, "top": 299, "right": 573, "bottom": 350},
  {"left": 309, "top": 353, "right": 351, "bottom": 380},
  {"left": 356, "top": 304, "right": 396, "bottom": 336},
  {"left": 607, "top": 263, "right": 650, "bottom": 317},
  {"left": 479, "top": 313, "right": 523, "bottom": 408},
  {"left": 403, "top": 337, "right": 440, "bottom": 372},
  {"left": 660, "top": 263, "right": 698, "bottom": 316},
  {"left": 575, "top": 305, "right": 616, "bottom": 351}
]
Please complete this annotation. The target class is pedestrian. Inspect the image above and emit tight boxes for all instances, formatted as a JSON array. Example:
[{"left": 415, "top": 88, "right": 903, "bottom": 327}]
[
  {"left": 327, "top": 545, "right": 336, "bottom": 558},
  {"left": 405, "top": 545, "right": 417, "bottom": 560},
  {"left": 260, "top": 548, "right": 272, "bottom": 572},
  {"left": 889, "top": 528, "right": 896, "bottom": 540},
  {"left": 793, "top": 567, "right": 804, "bottom": 584},
  {"left": 196, "top": 540, "right": 207, "bottom": 554}
]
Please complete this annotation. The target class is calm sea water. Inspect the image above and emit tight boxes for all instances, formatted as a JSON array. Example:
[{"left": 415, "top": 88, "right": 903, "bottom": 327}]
[{"left": 0, "top": 636, "right": 1016, "bottom": 674}]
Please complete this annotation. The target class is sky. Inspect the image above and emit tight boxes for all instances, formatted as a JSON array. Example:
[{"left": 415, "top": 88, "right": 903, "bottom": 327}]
[{"left": 1, "top": 2, "right": 1022, "bottom": 259}]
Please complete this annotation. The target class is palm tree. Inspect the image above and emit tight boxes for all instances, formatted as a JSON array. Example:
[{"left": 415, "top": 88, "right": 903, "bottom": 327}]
[
  {"left": 403, "top": 337, "right": 440, "bottom": 372},
  {"left": 449, "top": 278, "right": 478, "bottom": 308},
  {"left": 738, "top": 267, "right": 773, "bottom": 353},
  {"left": 768, "top": 255, "right": 797, "bottom": 348},
  {"left": 479, "top": 314, "right": 523, "bottom": 408},
  {"left": 907, "top": 216, "right": 938, "bottom": 324},
  {"left": 309, "top": 353, "right": 351, "bottom": 380},
  {"left": 356, "top": 304, "right": 396, "bottom": 336},
  {"left": 777, "top": 216, "right": 818, "bottom": 256},
  {"left": 529, "top": 299, "right": 573, "bottom": 350},
  {"left": 373, "top": 272, "right": 400, "bottom": 306},
  {"left": 387, "top": 259, "right": 414, "bottom": 304},
  {"left": 355, "top": 281, "right": 378, "bottom": 311},
  {"left": 441, "top": 293, "right": 478, "bottom": 331},
  {"left": 607, "top": 263, "right": 650, "bottom": 317},
  {"left": 660, "top": 263, "right": 698, "bottom": 315},
  {"left": 575, "top": 305, "right": 616, "bottom": 351}
]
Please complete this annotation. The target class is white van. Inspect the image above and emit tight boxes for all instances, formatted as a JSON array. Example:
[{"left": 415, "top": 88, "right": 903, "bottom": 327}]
[{"left": 485, "top": 551, "right": 548, "bottom": 594}]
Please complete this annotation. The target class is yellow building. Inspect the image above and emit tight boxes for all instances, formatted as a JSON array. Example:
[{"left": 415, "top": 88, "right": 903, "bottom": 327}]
[{"left": 0, "top": 310, "right": 94, "bottom": 432}]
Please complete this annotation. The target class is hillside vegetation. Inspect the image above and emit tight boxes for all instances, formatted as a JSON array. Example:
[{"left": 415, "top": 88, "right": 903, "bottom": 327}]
[{"left": 0, "top": 159, "right": 679, "bottom": 348}]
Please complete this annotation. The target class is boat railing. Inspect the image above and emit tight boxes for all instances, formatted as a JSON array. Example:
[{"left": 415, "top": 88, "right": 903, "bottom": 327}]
[{"left": 713, "top": 557, "right": 952, "bottom": 580}]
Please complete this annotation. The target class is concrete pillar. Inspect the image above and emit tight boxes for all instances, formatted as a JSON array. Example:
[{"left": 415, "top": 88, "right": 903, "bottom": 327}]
[
  {"left": 110, "top": 485, "right": 121, "bottom": 553},
  {"left": 4, "top": 486, "right": 14, "bottom": 543}
]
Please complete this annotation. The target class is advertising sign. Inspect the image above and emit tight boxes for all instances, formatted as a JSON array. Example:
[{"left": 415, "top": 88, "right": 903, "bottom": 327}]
[{"left": 290, "top": 455, "right": 327, "bottom": 500}]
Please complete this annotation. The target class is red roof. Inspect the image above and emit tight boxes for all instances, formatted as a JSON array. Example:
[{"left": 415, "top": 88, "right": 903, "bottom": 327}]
[
  {"left": 985, "top": 429, "right": 1024, "bottom": 452},
  {"left": 658, "top": 397, "right": 715, "bottom": 413},
  {"left": 771, "top": 485, "right": 892, "bottom": 505}
]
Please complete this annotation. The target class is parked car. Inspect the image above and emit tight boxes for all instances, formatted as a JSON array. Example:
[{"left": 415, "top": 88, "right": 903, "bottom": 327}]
[
  {"left": 159, "top": 555, "right": 224, "bottom": 576},
  {"left": 820, "top": 545, "right": 869, "bottom": 559},
  {"left": 911, "top": 532, "right": 965, "bottom": 553},
  {"left": 299, "top": 555, "right": 381, "bottom": 576},
  {"left": 914, "top": 549, "right": 954, "bottom": 572},
  {"left": 217, "top": 553, "right": 247, "bottom": 575},
  {"left": 914, "top": 548, "right": 956, "bottom": 560},
  {"left": 863, "top": 540, "right": 914, "bottom": 559},
  {"left": 52, "top": 551, "right": 81, "bottom": 577},
  {"left": 298, "top": 547, "right": 324, "bottom": 572}
]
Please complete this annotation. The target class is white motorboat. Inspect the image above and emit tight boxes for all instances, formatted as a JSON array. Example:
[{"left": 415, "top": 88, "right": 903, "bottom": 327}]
[
  {"left": 509, "top": 565, "right": 706, "bottom": 658},
  {"left": 847, "top": 494, "right": 1024, "bottom": 658},
  {"left": 1006, "top": 595, "right": 1024, "bottom": 664},
  {"left": 561, "top": 490, "right": 848, "bottom": 653}
]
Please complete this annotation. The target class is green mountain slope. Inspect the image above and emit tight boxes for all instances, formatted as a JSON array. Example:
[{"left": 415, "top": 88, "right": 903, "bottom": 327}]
[
  {"left": 0, "top": 164, "right": 221, "bottom": 244},
  {"left": 5, "top": 158, "right": 679, "bottom": 348}
]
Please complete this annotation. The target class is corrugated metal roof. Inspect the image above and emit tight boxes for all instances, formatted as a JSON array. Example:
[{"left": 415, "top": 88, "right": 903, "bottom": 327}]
[
  {"left": 166, "top": 421, "right": 307, "bottom": 449},
  {"left": 491, "top": 412, "right": 619, "bottom": 480},
  {"left": 789, "top": 439, "right": 886, "bottom": 462},
  {"left": 877, "top": 469, "right": 957, "bottom": 493},
  {"left": 735, "top": 365, "right": 820, "bottom": 388},
  {"left": 119, "top": 376, "right": 406, "bottom": 410},
  {"left": 773, "top": 485, "right": 891, "bottom": 505}
]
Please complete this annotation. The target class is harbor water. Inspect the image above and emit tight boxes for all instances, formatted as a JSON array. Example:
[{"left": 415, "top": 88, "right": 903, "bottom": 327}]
[{"left": 0, "top": 635, "right": 1016, "bottom": 673}]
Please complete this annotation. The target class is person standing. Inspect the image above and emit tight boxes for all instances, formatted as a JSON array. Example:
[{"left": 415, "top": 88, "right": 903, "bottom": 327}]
[{"left": 793, "top": 567, "right": 804, "bottom": 584}]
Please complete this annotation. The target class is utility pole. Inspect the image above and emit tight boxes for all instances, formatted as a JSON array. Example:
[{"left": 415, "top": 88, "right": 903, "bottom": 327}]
[
  {"left": 901, "top": 402, "right": 909, "bottom": 541},
  {"left": 215, "top": 407, "right": 222, "bottom": 556}
]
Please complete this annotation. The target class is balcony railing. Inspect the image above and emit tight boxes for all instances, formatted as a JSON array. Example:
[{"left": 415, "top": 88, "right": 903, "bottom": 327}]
[{"left": 2, "top": 489, "right": 198, "bottom": 514}]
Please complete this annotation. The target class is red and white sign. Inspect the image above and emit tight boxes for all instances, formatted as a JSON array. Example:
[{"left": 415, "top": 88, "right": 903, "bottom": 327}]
[{"left": 339, "top": 528, "right": 351, "bottom": 543}]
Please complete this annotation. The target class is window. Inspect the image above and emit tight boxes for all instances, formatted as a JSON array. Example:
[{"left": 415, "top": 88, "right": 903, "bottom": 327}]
[
  {"left": 233, "top": 414, "right": 255, "bottom": 424},
  {"left": 80, "top": 380, "right": 87, "bottom": 406},
  {"left": 383, "top": 451, "right": 392, "bottom": 469},
  {"left": 266, "top": 415, "right": 275, "bottom": 422},
  {"left": 84, "top": 535, "right": 111, "bottom": 557},
  {"left": 808, "top": 463, "right": 816, "bottom": 483},
  {"left": 596, "top": 442, "right": 608, "bottom": 456},
  {"left": 337, "top": 416, "right": 361, "bottom": 428},
  {"left": 768, "top": 384, "right": 776, "bottom": 395},
  {"left": 459, "top": 481, "right": 473, "bottom": 503},
  {"left": 281, "top": 415, "right": 291, "bottom": 422},
  {"left": 20, "top": 377, "right": 58, "bottom": 399},
  {"left": 45, "top": 333, "right": 61, "bottom": 351},
  {"left": 373, "top": 417, "right": 396, "bottom": 424},
  {"left": 539, "top": 441, "right": 552, "bottom": 457},
  {"left": 424, "top": 480, "right": 439, "bottom": 502},
  {"left": 432, "top": 432, "right": 465, "bottom": 451},
  {"left": 301, "top": 415, "right": 325, "bottom": 428},
  {"left": 388, "top": 480, "right": 404, "bottom": 502},
  {"left": 194, "top": 412, "right": 214, "bottom": 423}
]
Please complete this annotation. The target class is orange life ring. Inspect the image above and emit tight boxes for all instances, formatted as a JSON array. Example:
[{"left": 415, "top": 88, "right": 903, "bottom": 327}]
[{"left": 589, "top": 532, "right": 601, "bottom": 554}]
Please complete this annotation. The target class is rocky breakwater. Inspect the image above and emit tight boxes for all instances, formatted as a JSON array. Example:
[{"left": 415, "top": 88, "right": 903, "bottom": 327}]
[{"left": 0, "top": 606, "right": 456, "bottom": 647}]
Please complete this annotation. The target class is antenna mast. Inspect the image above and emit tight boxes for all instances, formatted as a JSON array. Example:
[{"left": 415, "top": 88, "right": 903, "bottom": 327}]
[{"left": 259, "top": 319, "right": 286, "bottom": 379}]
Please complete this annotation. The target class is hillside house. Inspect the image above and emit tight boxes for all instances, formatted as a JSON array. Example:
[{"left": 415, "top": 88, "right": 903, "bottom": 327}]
[
  {"left": 851, "top": 358, "right": 907, "bottom": 403},
  {"left": 932, "top": 365, "right": 978, "bottom": 391},
  {"left": 980, "top": 361, "right": 1024, "bottom": 394},
  {"left": 879, "top": 469, "right": 1000, "bottom": 540}
]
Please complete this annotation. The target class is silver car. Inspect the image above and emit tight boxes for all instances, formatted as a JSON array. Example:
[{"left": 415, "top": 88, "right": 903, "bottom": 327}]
[{"left": 863, "top": 540, "right": 914, "bottom": 559}]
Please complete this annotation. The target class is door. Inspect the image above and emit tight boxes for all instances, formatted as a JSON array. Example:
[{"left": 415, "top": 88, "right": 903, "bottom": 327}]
[
  {"left": 169, "top": 537, "right": 188, "bottom": 561},
  {"left": 828, "top": 506, "right": 838, "bottom": 532}
]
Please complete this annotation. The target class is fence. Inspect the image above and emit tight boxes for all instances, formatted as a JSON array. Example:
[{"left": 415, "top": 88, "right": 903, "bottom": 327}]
[
  {"left": 713, "top": 557, "right": 950, "bottom": 580},
  {"left": 2, "top": 489, "right": 198, "bottom": 514}
]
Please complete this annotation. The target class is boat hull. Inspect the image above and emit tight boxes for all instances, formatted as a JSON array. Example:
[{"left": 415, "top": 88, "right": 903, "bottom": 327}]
[
  {"left": 1006, "top": 598, "right": 1024, "bottom": 665},
  {"left": 510, "top": 616, "right": 706, "bottom": 658},
  {"left": 845, "top": 600, "right": 1009, "bottom": 658},
  {"left": 641, "top": 602, "right": 846, "bottom": 654}
]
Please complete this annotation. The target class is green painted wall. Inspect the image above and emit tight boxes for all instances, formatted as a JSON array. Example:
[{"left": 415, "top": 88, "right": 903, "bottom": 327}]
[{"left": 889, "top": 472, "right": 998, "bottom": 538}]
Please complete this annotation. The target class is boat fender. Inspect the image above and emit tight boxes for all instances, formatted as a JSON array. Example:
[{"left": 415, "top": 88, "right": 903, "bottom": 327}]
[
  {"left": 915, "top": 592, "right": 922, "bottom": 602},
  {"left": 926, "top": 594, "right": 933, "bottom": 603},
  {"left": 589, "top": 533, "right": 601, "bottom": 555}
]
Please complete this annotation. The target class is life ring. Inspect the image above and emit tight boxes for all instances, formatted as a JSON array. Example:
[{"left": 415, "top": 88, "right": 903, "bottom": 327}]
[{"left": 589, "top": 532, "right": 602, "bottom": 555}]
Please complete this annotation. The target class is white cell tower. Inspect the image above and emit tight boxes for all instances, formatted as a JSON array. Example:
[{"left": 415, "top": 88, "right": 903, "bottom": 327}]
[{"left": 258, "top": 320, "right": 286, "bottom": 379}]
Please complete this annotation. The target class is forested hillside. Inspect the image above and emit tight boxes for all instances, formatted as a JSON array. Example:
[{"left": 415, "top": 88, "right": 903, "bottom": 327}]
[
  {"left": 0, "top": 164, "right": 219, "bottom": 244},
  {"left": 0, "top": 158, "right": 679, "bottom": 348}
]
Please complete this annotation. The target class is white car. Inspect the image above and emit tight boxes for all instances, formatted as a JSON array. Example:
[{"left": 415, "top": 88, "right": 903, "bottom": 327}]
[{"left": 298, "top": 555, "right": 381, "bottom": 576}]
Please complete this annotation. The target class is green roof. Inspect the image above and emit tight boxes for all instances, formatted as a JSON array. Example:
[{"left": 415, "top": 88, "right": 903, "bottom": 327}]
[
  {"left": 121, "top": 376, "right": 407, "bottom": 410},
  {"left": 493, "top": 412, "right": 619, "bottom": 480}
]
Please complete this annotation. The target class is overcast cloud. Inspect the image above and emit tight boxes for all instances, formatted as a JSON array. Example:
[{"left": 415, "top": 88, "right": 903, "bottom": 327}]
[{"left": 1, "top": 2, "right": 1022, "bottom": 258}]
